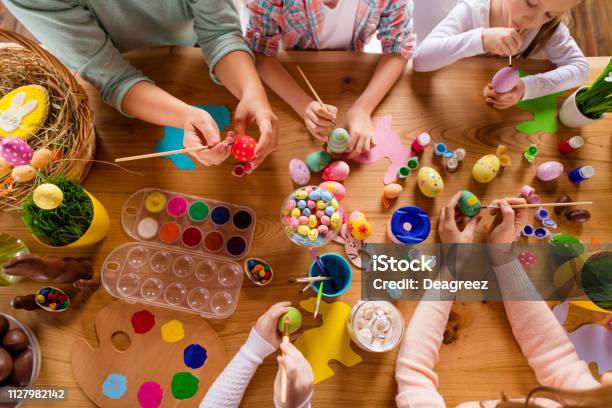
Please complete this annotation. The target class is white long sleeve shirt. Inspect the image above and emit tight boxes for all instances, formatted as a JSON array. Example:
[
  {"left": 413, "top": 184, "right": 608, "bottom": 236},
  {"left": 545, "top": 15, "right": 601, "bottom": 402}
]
[{"left": 412, "top": 0, "right": 589, "bottom": 100}]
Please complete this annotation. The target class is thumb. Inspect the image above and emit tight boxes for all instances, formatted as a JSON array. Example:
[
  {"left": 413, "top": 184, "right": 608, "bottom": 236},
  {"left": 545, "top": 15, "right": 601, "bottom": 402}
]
[{"left": 499, "top": 201, "right": 516, "bottom": 230}]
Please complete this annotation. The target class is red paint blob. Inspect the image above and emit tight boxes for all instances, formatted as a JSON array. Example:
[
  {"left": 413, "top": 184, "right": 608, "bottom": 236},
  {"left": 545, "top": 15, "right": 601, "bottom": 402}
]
[
  {"left": 182, "top": 227, "right": 202, "bottom": 248},
  {"left": 203, "top": 231, "right": 224, "bottom": 252},
  {"left": 131, "top": 310, "right": 156, "bottom": 334}
]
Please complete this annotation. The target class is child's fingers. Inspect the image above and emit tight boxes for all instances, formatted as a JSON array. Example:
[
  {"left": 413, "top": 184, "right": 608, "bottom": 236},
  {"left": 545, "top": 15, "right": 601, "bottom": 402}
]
[{"left": 313, "top": 104, "right": 337, "bottom": 122}]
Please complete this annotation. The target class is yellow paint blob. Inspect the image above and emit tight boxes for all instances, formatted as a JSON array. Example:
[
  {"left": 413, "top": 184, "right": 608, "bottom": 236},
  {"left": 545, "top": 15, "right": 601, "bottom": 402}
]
[
  {"left": 145, "top": 192, "right": 166, "bottom": 213},
  {"left": 161, "top": 319, "right": 184, "bottom": 343}
]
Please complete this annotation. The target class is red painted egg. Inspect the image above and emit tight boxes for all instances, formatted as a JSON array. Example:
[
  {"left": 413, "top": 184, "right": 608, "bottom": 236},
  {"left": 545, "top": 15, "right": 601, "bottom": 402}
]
[{"left": 231, "top": 135, "right": 257, "bottom": 162}]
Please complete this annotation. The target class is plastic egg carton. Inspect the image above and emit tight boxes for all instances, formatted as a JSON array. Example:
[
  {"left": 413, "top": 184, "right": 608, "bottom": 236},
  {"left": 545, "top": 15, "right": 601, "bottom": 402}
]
[{"left": 101, "top": 243, "right": 243, "bottom": 318}]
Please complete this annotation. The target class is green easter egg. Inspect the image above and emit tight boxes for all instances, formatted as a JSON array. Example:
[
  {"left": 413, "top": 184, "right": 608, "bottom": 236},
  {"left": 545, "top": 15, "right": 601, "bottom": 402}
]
[
  {"left": 305, "top": 151, "right": 332, "bottom": 172},
  {"left": 550, "top": 233, "right": 584, "bottom": 258},
  {"left": 277, "top": 307, "right": 302, "bottom": 334},
  {"left": 458, "top": 190, "right": 481, "bottom": 217}
]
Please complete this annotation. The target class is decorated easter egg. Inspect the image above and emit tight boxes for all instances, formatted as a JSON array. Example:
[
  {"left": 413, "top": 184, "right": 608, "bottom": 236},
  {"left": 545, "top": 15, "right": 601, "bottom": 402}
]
[
  {"left": 349, "top": 211, "right": 365, "bottom": 221},
  {"left": 322, "top": 160, "right": 350, "bottom": 182},
  {"left": 306, "top": 150, "right": 332, "bottom": 172},
  {"left": 383, "top": 183, "right": 403, "bottom": 199},
  {"left": 492, "top": 67, "right": 519, "bottom": 93},
  {"left": 550, "top": 233, "right": 584, "bottom": 258},
  {"left": 11, "top": 165, "right": 36, "bottom": 183},
  {"left": 231, "top": 135, "right": 257, "bottom": 162},
  {"left": 472, "top": 155, "right": 500, "bottom": 183},
  {"left": 0, "top": 85, "right": 49, "bottom": 139},
  {"left": 330, "top": 211, "right": 342, "bottom": 229},
  {"left": 536, "top": 161, "right": 564, "bottom": 181},
  {"left": 349, "top": 216, "right": 372, "bottom": 241},
  {"left": 458, "top": 190, "right": 481, "bottom": 217},
  {"left": 0, "top": 137, "right": 33, "bottom": 166},
  {"left": 289, "top": 159, "right": 310, "bottom": 185},
  {"left": 278, "top": 307, "right": 302, "bottom": 334},
  {"left": 0, "top": 156, "right": 10, "bottom": 176},
  {"left": 327, "top": 128, "right": 350, "bottom": 154},
  {"left": 33, "top": 183, "right": 63, "bottom": 210},
  {"left": 30, "top": 148, "right": 53, "bottom": 169},
  {"left": 319, "top": 181, "right": 346, "bottom": 201},
  {"left": 417, "top": 167, "right": 444, "bottom": 198}
]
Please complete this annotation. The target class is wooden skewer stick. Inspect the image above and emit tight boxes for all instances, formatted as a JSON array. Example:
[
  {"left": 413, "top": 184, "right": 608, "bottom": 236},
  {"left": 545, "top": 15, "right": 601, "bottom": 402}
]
[
  {"left": 296, "top": 65, "right": 336, "bottom": 126},
  {"left": 288, "top": 276, "right": 332, "bottom": 284},
  {"left": 280, "top": 316, "right": 290, "bottom": 404},
  {"left": 486, "top": 201, "right": 593, "bottom": 209},
  {"left": 508, "top": 1, "right": 513, "bottom": 66},
  {"left": 115, "top": 146, "right": 209, "bottom": 163}
]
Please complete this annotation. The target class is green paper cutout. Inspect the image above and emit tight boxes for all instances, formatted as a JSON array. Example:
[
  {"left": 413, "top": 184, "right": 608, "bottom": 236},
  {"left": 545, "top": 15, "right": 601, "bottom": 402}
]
[{"left": 516, "top": 70, "right": 562, "bottom": 134}]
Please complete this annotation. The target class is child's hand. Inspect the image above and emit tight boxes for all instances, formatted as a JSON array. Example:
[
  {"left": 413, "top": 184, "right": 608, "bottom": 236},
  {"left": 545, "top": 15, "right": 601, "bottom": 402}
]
[
  {"left": 344, "top": 107, "right": 375, "bottom": 154},
  {"left": 183, "top": 107, "right": 227, "bottom": 166},
  {"left": 438, "top": 191, "right": 481, "bottom": 244},
  {"left": 482, "top": 27, "right": 522, "bottom": 56},
  {"left": 487, "top": 198, "right": 527, "bottom": 245},
  {"left": 483, "top": 79, "right": 525, "bottom": 109},
  {"left": 304, "top": 101, "right": 337, "bottom": 142},
  {"left": 274, "top": 342, "right": 314, "bottom": 408},
  {"left": 253, "top": 301, "right": 291, "bottom": 349}
]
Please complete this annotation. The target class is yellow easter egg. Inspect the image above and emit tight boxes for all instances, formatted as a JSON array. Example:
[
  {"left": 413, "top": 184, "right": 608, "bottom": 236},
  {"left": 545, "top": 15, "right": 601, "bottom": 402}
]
[
  {"left": 316, "top": 200, "right": 326, "bottom": 209},
  {"left": 330, "top": 198, "right": 339, "bottom": 209},
  {"left": 30, "top": 148, "right": 53, "bottom": 169},
  {"left": 330, "top": 212, "right": 341, "bottom": 229},
  {"left": 308, "top": 215, "right": 318, "bottom": 228},
  {"left": 295, "top": 190, "right": 308, "bottom": 200},
  {"left": 297, "top": 225, "right": 310, "bottom": 236},
  {"left": 417, "top": 167, "right": 444, "bottom": 198},
  {"left": 0, "top": 85, "right": 49, "bottom": 139},
  {"left": 33, "top": 183, "right": 63, "bottom": 210},
  {"left": 11, "top": 165, "right": 36, "bottom": 183},
  {"left": 472, "top": 154, "right": 500, "bottom": 183},
  {"left": 0, "top": 157, "right": 10, "bottom": 176},
  {"left": 308, "top": 229, "right": 319, "bottom": 241},
  {"left": 349, "top": 218, "right": 372, "bottom": 241},
  {"left": 290, "top": 208, "right": 301, "bottom": 218}
]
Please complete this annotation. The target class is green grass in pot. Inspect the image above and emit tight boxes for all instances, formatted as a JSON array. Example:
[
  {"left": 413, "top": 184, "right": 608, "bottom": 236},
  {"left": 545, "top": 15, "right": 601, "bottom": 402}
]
[{"left": 575, "top": 53, "right": 612, "bottom": 119}]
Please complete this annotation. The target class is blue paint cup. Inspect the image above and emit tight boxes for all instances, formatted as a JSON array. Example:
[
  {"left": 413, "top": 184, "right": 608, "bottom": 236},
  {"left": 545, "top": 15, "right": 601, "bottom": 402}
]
[{"left": 309, "top": 253, "right": 352, "bottom": 297}]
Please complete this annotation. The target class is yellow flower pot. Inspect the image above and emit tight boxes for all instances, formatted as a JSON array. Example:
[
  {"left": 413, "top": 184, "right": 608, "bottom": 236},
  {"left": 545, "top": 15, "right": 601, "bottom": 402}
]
[{"left": 34, "top": 191, "right": 110, "bottom": 248}]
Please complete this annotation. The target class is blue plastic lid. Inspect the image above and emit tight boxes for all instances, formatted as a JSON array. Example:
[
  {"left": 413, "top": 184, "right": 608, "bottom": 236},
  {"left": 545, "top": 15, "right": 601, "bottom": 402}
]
[{"left": 390, "top": 206, "right": 431, "bottom": 244}]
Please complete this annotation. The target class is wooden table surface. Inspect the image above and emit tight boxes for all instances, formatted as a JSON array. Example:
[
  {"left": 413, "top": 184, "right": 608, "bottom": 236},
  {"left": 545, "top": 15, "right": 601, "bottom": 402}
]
[{"left": 1, "top": 49, "right": 611, "bottom": 407}]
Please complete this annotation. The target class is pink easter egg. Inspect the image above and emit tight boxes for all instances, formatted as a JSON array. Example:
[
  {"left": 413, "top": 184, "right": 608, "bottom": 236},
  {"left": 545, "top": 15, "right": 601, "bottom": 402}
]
[
  {"left": 319, "top": 181, "right": 346, "bottom": 201},
  {"left": 285, "top": 200, "right": 296, "bottom": 210},
  {"left": 350, "top": 211, "right": 366, "bottom": 221},
  {"left": 317, "top": 225, "right": 329, "bottom": 235},
  {"left": 315, "top": 210, "right": 325, "bottom": 218},
  {"left": 322, "top": 161, "right": 350, "bottom": 182},
  {"left": 289, "top": 218, "right": 299, "bottom": 228},
  {"left": 536, "top": 161, "right": 564, "bottom": 181},
  {"left": 298, "top": 216, "right": 309, "bottom": 225},
  {"left": 307, "top": 200, "right": 316, "bottom": 209},
  {"left": 0, "top": 137, "right": 33, "bottom": 166},
  {"left": 492, "top": 67, "right": 519, "bottom": 93},
  {"left": 289, "top": 159, "right": 311, "bottom": 186},
  {"left": 321, "top": 215, "right": 331, "bottom": 225}
]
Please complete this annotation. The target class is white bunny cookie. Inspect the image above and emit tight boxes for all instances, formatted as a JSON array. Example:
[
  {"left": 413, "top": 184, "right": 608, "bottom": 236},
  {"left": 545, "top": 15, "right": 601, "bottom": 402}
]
[{"left": 0, "top": 85, "right": 50, "bottom": 139}]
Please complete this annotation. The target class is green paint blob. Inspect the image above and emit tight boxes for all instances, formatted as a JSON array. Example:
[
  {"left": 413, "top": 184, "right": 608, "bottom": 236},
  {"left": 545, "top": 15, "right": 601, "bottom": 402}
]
[
  {"left": 189, "top": 201, "right": 209, "bottom": 222},
  {"left": 171, "top": 372, "right": 199, "bottom": 400},
  {"left": 516, "top": 70, "right": 562, "bottom": 134}
]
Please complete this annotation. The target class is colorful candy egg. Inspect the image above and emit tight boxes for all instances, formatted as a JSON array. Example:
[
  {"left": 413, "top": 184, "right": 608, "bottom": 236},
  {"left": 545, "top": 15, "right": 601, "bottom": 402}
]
[
  {"left": 458, "top": 190, "right": 481, "bottom": 217},
  {"left": 30, "top": 148, "right": 53, "bottom": 169},
  {"left": 231, "top": 135, "right": 257, "bottom": 162},
  {"left": 289, "top": 158, "right": 310, "bottom": 185},
  {"left": 472, "top": 154, "right": 500, "bottom": 183},
  {"left": 308, "top": 229, "right": 319, "bottom": 241},
  {"left": 330, "top": 212, "right": 342, "bottom": 229},
  {"left": 0, "top": 137, "right": 33, "bottom": 166},
  {"left": 11, "top": 165, "right": 36, "bottom": 182},
  {"left": 536, "top": 161, "right": 564, "bottom": 181},
  {"left": 492, "top": 67, "right": 519, "bottom": 93},
  {"left": 417, "top": 167, "right": 444, "bottom": 198},
  {"left": 322, "top": 160, "right": 350, "bottom": 182},
  {"left": 33, "top": 183, "right": 63, "bottom": 210},
  {"left": 319, "top": 181, "right": 346, "bottom": 201},
  {"left": 305, "top": 150, "right": 332, "bottom": 172},
  {"left": 327, "top": 128, "right": 351, "bottom": 154}
]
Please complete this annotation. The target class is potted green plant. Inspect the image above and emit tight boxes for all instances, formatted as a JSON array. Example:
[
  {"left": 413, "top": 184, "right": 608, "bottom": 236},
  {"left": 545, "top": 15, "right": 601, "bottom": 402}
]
[
  {"left": 21, "top": 174, "right": 109, "bottom": 248},
  {"left": 559, "top": 54, "right": 611, "bottom": 128}
]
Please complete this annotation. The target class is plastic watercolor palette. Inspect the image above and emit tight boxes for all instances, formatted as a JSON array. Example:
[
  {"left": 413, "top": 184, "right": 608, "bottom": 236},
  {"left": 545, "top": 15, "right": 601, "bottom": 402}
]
[
  {"left": 121, "top": 188, "right": 256, "bottom": 258},
  {"left": 102, "top": 242, "right": 243, "bottom": 318}
]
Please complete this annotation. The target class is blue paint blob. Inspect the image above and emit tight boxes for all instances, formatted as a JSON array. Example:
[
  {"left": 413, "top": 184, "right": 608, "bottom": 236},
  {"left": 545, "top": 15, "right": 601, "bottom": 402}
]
[
  {"left": 211, "top": 206, "right": 230, "bottom": 226},
  {"left": 156, "top": 105, "right": 231, "bottom": 170},
  {"left": 183, "top": 344, "right": 207, "bottom": 369},
  {"left": 102, "top": 373, "right": 128, "bottom": 400}
]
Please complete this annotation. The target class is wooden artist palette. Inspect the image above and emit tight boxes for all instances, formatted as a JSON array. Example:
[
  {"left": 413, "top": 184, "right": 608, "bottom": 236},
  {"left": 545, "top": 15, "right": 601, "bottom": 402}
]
[{"left": 71, "top": 301, "right": 227, "bottom": 407}]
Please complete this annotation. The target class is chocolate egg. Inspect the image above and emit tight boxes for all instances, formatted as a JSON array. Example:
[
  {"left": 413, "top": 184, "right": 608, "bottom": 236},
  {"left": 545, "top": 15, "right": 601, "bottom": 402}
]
[
  {"left": 536, "top": 161, "right": 564, "bottom": 181},
  {"left": 11, "top": 165, "right": 36, "bottom": 183},
  {"left": 9, "top": 348, "right": 32, "bottom": 387},
  {"left": 0, "top": 317, "right": 8, "bottom": 338},
  {"left": 289, "top": 159, "right": 310, "bottom": 186},
  {"left": 458, "top": 190, "right": 481, "bottom": 217},
  {"left": 306, "top": 150, "right": 332, "bottom": 172},
  {"left": 0, "top": 137, "right": 33, "bottom": 166},
  {"left": 2, "top": 328, "right": 29, "bottom": 355},
  {"left": 417, "top": 167, "right": 444, "bottom": 198},
  {"left": 0, "top": 347, "right": 13, "bottom": 382},
  {"left": 322, "top": 160, "right": 350, "bottom": 182},
  {"left": 30, "top": 148, "right": 53, "bottom": 169},
  {"left": 472, "top": 154, "right": 500, "bottom": 183},
  {"left": 566, "top": 209, "right": 591, "bottom": 223},
  {"left": 319, "top": 181, "right": 346, "bottom": 201},
  {"left": 555, "top": 195, "right": 572, "bottom": 215},
  {"left": 492, "top": 66, "right": 519, "bottom": 93}
]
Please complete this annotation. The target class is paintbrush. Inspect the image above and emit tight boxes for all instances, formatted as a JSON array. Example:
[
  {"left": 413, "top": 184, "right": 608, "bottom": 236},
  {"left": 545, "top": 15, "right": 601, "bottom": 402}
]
[
  {"left": 296, "top": 65, "right": 336, "bottom": 126},
  {"left": 485, "top": 201, "right": 593, "bottom": 209},
  {"left": 314, "top": 280, "right": 324, "bottom": 319},
  {"left": 280, "top": 316, "right": 290, "bottom": 404},
  {"left": 308, "top": 249, "right": 338, "bottom": 293},
  {"left": 508, "top": 3, "right": 513, "bottom": 67},
  {"left": 115, "top": 146, "right": 210, "bottom": 162},
  {"left": 288, "top": 276, "right": 332, "bottom": 283}
]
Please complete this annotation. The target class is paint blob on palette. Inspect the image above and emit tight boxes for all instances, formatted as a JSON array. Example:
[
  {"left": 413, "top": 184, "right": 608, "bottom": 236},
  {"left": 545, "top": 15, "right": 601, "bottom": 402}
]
[
  {"left": 122, "top": 188, "right": 256, "bottom": 259},
  {"left": 101, "top": 243, "right": 243, "bottom": 318}
]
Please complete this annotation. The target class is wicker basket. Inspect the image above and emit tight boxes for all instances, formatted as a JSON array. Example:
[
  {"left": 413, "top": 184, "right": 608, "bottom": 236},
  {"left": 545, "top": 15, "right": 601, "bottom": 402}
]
[{"left": 0, "top": 29, "right": 95, "bottom": 210}]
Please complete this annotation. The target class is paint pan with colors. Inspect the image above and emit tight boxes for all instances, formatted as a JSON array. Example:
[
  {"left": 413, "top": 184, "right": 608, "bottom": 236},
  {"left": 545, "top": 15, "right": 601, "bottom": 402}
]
[
  {"left": 226, "top": 236, "right": 247, "bottom": 257},
  {"left": 102, "top": 372, "right": 128, "bottom": 400},
  {"left": 204, "top": 231, "right": 224, "bottom": 252},
  {"left": 137, "top": 218, "right": 159, "bottom": 240},
  {"left": 137, "top": 381, "right": 163, "bottom": 408},
  {"left": 167, "top": 195, "right": 189, "bottom": 218},
  {"left": 182, "top": 227, "right": 203, "bottom": 248},
  {"left": 210, "top": 206, "right": 231, "bottom": 226},
  {"left": 145, "top": 192, "right": 166, "bottom": 213},
  {"left": 189, "top": 201, "right": 209, "bottom": 222},
  {"left": 233, "top": 210, "right": 253, "bottom": 230},
  {"left": 159, "top": 222, "right": 180, "bottom": 244}
]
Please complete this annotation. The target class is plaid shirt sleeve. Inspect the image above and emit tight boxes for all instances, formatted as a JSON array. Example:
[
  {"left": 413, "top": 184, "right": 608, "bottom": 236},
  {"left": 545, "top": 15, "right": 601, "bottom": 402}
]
[
  {"left": 377, "top": 0, "right": 415, "bottom": 59},
  {"left": 244, "top": 0, "right": 283, "bottom": 57}
]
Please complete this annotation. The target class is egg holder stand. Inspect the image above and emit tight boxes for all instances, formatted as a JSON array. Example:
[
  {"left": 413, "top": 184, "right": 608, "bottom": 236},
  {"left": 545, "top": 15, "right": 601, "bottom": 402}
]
[{"left": 101, "top": 188, "right": 256, "bottom": 318}]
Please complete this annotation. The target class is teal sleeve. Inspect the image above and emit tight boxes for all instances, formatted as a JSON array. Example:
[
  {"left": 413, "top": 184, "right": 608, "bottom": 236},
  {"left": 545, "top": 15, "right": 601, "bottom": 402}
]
[
  {"left": 190, "top": 0, "right": 254, "bottom": 84},
  {"left": 2, "top": 0, "right": 151, "bottom": 115}
]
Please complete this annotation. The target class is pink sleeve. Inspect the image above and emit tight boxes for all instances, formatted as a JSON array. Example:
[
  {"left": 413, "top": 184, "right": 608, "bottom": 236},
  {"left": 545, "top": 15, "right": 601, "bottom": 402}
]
[
  {"left": 244, "top": 0, "right": 283, "bottom": 57},
  {"left": 395, "top": 300, "right": 451, "bottom": 408},
  {"left": 494, "top": 261, "right": 600, "bottom": 391},
  {"left": 377, "top": 0, "right": 415, "bottom": 59}
]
